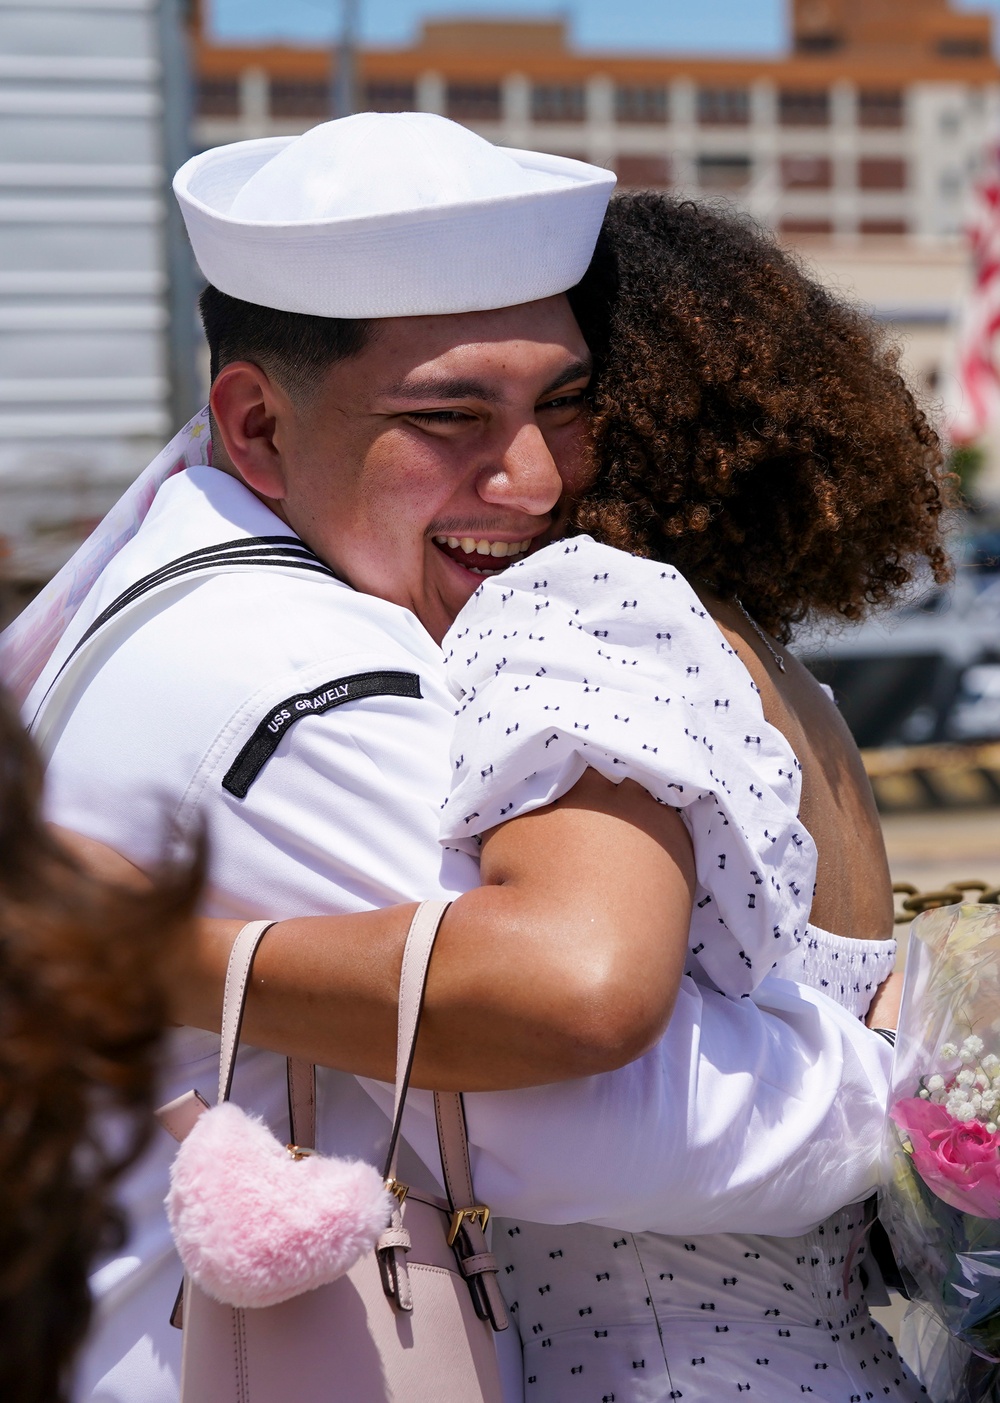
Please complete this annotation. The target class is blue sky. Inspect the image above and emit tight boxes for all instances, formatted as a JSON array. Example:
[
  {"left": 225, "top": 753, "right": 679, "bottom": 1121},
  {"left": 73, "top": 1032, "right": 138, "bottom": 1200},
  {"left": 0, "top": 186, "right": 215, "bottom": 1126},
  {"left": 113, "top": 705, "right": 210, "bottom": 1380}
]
[{"left": 208, "top": 0, "right": 1000, "bottom": 53}]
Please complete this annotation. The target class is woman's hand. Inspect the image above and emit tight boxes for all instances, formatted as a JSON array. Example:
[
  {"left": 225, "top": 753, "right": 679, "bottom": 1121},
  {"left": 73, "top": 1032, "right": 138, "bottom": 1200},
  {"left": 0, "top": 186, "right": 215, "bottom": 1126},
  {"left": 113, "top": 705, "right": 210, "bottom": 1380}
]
[{"left": 865, "top": 968, "right": 903, "bottom": 1032}]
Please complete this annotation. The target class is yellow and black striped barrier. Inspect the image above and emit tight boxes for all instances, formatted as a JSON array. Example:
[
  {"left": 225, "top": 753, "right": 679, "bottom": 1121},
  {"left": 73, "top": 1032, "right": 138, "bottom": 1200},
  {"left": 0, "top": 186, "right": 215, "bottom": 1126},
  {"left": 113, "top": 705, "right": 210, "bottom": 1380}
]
[{"left": 863, "top": 743, "right": 1000, "bottom": 813}]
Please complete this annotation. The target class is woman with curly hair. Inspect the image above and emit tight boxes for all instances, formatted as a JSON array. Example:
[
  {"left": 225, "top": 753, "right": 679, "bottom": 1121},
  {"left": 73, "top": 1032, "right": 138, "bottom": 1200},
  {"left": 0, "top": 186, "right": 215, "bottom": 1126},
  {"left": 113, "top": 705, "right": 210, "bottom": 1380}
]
[
  {"left": 418, "top": 191, "right": 950, "bottom": 1401},
  {"left": 0, "top": 686, "right": 202, "bottom": 1403},
  {"left": 553, "top": 188, "right": 952, "bottom": 960}
]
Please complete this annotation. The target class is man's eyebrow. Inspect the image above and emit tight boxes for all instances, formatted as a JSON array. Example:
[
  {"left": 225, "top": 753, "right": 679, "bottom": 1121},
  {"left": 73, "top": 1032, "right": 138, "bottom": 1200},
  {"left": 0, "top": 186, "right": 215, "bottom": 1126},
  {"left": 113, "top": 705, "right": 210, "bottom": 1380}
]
[
  {"left": 540, "top": 358, "right": 592, "bottom": 398},
  {"left": 381, "top": 376, "right": 503, "bottom": 404},
  {"left": 380, "top": 357, "right": 592, "bottom": 407}
]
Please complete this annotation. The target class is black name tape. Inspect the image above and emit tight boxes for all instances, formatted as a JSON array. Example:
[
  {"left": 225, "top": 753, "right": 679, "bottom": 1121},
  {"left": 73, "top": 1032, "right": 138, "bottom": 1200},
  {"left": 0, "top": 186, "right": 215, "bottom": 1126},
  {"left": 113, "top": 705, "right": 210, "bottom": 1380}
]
[{"left": 222, "top": 670, "right": 422, "bottom": 798}]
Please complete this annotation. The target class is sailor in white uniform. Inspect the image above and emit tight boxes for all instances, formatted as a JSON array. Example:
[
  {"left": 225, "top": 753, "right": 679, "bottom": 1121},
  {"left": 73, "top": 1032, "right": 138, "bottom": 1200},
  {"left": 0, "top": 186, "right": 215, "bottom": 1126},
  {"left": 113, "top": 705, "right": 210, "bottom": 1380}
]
[{"left": 4, "top": 114, "right": 893, "bottom": 1403}]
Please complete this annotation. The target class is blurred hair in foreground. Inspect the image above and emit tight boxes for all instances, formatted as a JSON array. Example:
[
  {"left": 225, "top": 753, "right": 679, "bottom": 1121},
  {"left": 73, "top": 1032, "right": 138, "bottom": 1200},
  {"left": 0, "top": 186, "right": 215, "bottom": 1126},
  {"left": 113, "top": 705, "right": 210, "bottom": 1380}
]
[{"left": 0, "top": 686, "right": 204, "bottom": 1403}]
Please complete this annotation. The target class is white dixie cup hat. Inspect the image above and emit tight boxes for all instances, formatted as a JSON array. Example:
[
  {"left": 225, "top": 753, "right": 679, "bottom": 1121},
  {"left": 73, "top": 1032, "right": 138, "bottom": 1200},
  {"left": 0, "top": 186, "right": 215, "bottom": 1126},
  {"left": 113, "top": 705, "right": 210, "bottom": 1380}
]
[{"left": 173, "top": 111, "right": 616, "bottom": 319}]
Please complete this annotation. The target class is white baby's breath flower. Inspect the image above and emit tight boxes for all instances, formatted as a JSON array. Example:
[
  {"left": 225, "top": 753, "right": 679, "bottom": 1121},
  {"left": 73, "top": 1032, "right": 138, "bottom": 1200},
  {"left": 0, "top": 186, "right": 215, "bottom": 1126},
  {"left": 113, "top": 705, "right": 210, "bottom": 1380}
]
[
  {"left": 963, "top": 1035, "right": 986, "bottom": 1060},
  {"left": 989, "top": 1123, "right": 998, "bottom": 1135},
  {"left": 927, "top": 1074, "right": 945, "bottom": 1093},
  {"left": 919, "top": 1088, "right": 931, "bottom": 1099},
  {"left": 941, "top": 1042, "right": 958, "bottom": 1059},
  {"left": 955, "top": 1102, "right": 979, "bottom": 1121},
  {"left": 984, "top": 1054, "right": 1000, "bottom": 1074},
  {"left": 982, "top": 1091, "right": 998, "bottom": 1111},
  {"left": 957, "top": 1068, "right": 977, "bottom": 1086}
]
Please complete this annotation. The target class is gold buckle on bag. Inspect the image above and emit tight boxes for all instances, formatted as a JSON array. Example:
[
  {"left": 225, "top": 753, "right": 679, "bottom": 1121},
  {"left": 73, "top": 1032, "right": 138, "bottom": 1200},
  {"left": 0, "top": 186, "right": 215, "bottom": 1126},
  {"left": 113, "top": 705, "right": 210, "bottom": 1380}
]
[
  {"left": 286, "top": 1144, "right": 317, "bottom": 1160},
  {"left": 385, "top": 1177, "right": 409, "bottom": 1206},
  {"left": 447, "top": 1205, "right": 490, "bottom": 1246}
]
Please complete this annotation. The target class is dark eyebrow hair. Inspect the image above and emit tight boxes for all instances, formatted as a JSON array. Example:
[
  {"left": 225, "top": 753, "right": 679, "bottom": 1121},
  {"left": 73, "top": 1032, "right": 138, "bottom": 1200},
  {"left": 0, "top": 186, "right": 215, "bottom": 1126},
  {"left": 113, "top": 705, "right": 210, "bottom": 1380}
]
[
  {"left": 381, "top": 356, "right": 593, "bottom": 407},
  {"left": 541, "top": 357, "right": 592, "bottom": 399},
  {"left": 383, "top": 375, "right": 503, "bottom": 405}
]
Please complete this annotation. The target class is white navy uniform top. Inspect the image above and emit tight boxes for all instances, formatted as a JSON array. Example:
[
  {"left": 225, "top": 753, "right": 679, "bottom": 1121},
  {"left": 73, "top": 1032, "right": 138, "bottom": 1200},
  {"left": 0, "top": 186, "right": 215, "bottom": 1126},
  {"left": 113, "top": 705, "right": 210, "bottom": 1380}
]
[{"left": 26, "top": 467, "right": 892, "bottom": 1403}]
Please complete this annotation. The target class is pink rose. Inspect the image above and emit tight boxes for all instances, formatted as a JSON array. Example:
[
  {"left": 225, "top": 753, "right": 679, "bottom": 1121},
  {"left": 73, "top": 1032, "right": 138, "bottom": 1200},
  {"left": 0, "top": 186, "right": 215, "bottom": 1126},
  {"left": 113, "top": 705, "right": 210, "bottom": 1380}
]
[{"left": 891, "top": 1097, "right": 1000, "bottom": 1218}]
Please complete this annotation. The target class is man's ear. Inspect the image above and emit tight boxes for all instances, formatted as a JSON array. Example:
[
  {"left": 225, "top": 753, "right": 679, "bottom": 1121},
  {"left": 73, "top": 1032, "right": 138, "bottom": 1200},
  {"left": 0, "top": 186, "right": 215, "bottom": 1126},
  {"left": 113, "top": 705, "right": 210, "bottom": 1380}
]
[{"left": 209, "top": 361, "right": 292, "bottom": 503}]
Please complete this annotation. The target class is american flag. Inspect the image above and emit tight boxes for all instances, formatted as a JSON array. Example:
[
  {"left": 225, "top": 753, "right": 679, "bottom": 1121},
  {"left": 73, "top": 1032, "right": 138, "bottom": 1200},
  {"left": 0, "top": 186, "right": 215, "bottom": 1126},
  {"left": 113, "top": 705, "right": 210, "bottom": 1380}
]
[{"left": 950, "top": 142, "right": 1000, "bottom": 444}]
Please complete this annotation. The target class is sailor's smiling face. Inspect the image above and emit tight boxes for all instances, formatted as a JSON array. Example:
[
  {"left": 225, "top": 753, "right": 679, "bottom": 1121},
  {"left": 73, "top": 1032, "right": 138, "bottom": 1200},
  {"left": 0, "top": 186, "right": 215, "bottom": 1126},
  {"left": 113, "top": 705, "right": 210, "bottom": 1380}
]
[{"left": 213, "top": 294, "right": 594, "bottom": 644}]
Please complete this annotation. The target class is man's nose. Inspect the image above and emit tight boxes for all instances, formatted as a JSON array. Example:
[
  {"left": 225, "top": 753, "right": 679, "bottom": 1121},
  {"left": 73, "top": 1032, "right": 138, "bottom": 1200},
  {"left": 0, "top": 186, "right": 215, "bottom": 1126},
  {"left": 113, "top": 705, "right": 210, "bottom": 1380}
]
[{"left": 475, "top": 423, "right": 564, "bottom": 516}]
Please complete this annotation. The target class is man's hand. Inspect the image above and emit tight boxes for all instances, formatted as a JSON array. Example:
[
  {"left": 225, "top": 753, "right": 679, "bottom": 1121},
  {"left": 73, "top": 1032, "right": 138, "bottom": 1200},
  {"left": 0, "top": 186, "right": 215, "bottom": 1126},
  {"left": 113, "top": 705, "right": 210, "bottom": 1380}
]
[
  {"left": 865, "top": 967, "right": 903, "bottom": 1032},
  {"left": 52, "top": 826, "right": 149, "bottom": 889}
]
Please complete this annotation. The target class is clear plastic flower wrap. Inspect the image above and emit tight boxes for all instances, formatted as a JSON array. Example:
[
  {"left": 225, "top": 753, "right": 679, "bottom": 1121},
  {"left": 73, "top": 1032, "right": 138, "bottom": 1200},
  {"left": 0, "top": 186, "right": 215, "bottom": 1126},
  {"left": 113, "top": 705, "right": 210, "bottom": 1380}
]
[{"left": 881, "top": 903, "right": 1000, "bottom": 1401}]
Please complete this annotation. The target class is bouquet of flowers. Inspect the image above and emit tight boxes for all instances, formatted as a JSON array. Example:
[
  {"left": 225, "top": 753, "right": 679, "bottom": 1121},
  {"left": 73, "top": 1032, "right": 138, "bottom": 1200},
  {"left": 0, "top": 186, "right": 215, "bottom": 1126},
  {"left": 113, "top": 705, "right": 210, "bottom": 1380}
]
[{"left": 881, "top": 902, "right": 1000, "bottom": 1401}]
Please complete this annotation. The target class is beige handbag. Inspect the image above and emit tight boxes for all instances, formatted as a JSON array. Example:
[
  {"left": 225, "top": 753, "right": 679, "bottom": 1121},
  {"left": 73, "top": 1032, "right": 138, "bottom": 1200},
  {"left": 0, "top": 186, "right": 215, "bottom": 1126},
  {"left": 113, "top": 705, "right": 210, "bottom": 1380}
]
[{"left": 158, "top": 901, "right": 508, "bottom": 1403}]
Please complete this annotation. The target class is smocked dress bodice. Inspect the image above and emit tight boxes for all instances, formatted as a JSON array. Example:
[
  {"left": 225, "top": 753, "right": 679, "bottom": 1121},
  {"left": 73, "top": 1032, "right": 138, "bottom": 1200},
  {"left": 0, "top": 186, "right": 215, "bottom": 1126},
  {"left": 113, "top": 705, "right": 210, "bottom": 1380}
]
[{"left": 441, "top": 539, "right": 923, "bottom": 1402}]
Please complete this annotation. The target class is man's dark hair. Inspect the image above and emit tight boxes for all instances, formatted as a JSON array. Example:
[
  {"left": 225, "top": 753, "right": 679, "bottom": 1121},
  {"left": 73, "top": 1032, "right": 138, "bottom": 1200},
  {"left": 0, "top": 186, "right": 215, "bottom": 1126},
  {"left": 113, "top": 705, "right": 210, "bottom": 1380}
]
[{"left": 199, "top": 284, "right": 373, "bottom": 395}]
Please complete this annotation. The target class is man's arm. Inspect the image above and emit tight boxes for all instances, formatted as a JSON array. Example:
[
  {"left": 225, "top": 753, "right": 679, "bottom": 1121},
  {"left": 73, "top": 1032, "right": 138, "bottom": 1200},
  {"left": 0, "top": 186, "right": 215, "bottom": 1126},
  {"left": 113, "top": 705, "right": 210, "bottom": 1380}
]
[{"left": 373, "top": 972, "right": 893, "bottom": 1237}]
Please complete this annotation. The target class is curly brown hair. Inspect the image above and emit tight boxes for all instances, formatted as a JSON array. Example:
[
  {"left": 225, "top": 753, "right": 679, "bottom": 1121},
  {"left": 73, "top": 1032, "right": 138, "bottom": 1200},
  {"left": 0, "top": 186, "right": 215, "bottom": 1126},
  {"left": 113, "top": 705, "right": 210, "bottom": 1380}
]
[
  {"left": 0, "top": 687, "right": 203, "bottom": 1403},
  {"left": 568, "top": 193, "right": 953, "bottom": 641}
]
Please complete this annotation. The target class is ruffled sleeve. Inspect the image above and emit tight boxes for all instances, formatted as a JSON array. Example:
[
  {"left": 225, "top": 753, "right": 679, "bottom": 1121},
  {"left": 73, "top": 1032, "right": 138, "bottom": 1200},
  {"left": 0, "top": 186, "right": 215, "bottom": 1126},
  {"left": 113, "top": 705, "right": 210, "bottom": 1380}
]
[{"left": 440, "top": 536, "right": 817, "bottom": 998}]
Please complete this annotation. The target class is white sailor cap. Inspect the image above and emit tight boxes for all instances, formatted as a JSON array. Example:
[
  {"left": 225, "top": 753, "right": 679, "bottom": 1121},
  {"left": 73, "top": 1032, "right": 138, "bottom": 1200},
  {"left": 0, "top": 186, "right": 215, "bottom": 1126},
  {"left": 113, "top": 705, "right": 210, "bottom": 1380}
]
[{"left": 173, "top": 112, "right": 616, "bottom": 320}]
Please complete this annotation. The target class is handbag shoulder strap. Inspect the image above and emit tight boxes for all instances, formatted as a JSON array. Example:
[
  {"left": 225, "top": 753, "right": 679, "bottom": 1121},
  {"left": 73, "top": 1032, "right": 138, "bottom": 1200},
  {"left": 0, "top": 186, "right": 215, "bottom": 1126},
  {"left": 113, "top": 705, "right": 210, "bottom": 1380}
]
[
  {"left": 214, "top": 903, "right": 450, "bottom": 1138},
  {"left": 382, "top": 899, "right": 451, "bottom": 1178},
  {"left": 217, "top": 919, "right": 276, "bottom": 1104},
  {"left": 215, "top": 903, "right": 509, "bottom": 1332}
]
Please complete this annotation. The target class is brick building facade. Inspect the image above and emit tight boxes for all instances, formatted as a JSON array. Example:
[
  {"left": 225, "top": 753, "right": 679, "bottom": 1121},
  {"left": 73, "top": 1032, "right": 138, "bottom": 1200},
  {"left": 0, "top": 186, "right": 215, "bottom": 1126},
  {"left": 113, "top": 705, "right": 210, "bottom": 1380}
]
[{"left": 192, "top": 0, "right": 1000, "bottom": 242}]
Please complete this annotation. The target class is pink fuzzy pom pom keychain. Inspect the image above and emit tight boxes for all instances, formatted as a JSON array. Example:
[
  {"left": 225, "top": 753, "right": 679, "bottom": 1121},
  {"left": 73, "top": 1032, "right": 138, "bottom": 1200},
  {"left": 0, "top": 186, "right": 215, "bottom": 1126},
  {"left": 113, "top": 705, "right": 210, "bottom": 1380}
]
[{"left": 166, "top": 1101, "right": 393, "bottom": 1309}]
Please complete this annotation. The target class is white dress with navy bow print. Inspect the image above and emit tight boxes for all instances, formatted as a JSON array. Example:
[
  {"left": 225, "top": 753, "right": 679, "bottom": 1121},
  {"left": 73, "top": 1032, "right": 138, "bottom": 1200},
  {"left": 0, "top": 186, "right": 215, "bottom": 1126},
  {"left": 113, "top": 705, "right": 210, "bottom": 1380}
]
[{"left": 441, "top": 537, "right": 923, "bottom": 1403}]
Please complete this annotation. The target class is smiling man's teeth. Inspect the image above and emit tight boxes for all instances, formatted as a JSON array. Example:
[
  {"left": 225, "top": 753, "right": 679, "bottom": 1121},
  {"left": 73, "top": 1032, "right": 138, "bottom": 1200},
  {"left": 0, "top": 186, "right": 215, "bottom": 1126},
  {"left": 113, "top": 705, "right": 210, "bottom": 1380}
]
[{"left": 433, "top": 535, "right": 532, "bottom": 559}]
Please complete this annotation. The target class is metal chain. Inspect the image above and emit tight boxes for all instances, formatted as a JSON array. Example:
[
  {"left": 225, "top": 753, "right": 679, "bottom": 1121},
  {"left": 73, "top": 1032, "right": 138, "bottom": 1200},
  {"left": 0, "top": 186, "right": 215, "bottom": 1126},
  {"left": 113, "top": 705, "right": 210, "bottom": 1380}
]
[{"left": 734, "top": 596, "right": 786, "bottom": 673}]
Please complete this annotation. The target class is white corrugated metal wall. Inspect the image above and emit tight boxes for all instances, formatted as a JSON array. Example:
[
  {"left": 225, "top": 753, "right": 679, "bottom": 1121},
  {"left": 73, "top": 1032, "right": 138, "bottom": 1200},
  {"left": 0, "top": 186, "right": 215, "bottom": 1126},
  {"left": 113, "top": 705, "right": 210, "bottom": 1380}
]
[{"left": 0, "top": 0, "right": 195, "bottom": 591}]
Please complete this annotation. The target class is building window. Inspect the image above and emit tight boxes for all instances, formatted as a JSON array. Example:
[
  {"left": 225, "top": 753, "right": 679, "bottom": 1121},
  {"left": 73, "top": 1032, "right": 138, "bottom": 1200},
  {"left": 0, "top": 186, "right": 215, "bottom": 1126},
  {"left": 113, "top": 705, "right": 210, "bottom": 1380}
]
[
  {"left": 795, "top": 33, "right": 843, "bottom": 53},
  {"left": 780, "top": 217, "right": 833, "bottom": 235},
  {"left": 270, "top": 81, "right": 330, "bottom": 119},
  {"left": 697, "top": 154, "right": 752, "bottom": 190},
  {"left": 615, "top": 85, "right": 668, "bottom": 124},
  {"left": 781, "top": 155, "right": 832, "bottom": 190},
  {"left": 531, "top": 84, "right": 586, "bottom": 123},
  {"left": 364, "top": 81, "right": 416, "bottom": 112},
  {"left": 778, "top": 89, "right": 830, "bottom": 126},
  {"left": 860, "top": 218, "right": 908, "bottom": 235},
  {"left": 859, "top": 157, "right": 907, "bottom": 190},
  {"left": 197, "top": 78, "right": 240, "bottom": 117},
  {"left": 615, "top": 154, "right": 671, "bottom": 187},
  {"left": 937, "top": 37, "right": 988, "bottom": 58},
  {"left": 446, "top": 83, "right": 502, "bottom": 121},
  {"left": 697, "top": 88, "right": 750, "bottom": 126},
  {"left": 858, "top": 89, "right": 904, "bottom": 128}
]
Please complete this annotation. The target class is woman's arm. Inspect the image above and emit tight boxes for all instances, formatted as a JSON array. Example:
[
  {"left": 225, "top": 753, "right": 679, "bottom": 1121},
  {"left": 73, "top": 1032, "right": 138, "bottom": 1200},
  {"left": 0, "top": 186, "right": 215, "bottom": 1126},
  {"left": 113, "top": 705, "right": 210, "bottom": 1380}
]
[{"left": 59, "top": 770, "right": 695, "bottom": 1091}]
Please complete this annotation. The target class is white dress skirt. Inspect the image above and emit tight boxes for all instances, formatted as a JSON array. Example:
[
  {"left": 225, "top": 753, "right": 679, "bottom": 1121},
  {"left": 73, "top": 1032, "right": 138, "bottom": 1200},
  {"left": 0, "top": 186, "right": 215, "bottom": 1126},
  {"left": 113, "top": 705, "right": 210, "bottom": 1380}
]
[{"left": 440, "top": 537, "right": 927, "bottom": 1402}]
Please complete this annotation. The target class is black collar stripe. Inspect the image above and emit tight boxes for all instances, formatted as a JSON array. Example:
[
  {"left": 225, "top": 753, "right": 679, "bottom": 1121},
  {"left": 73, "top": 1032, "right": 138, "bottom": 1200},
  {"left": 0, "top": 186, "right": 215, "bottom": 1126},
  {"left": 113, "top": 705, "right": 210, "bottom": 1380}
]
[
  {"left": 222, "top": 670, "right": 423, "bottom": 799},
  {"left": 30, "top": 539, "right": 340, "bottom": 733},
  {"left": 72, "top": 540, "right": 337, "bottom": 656},
  {"left": 81, "top": 536, "right": 330, "bottom": 627},
  {"left": 86, "top": 534, "right": 328, "bottom": 618}
]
